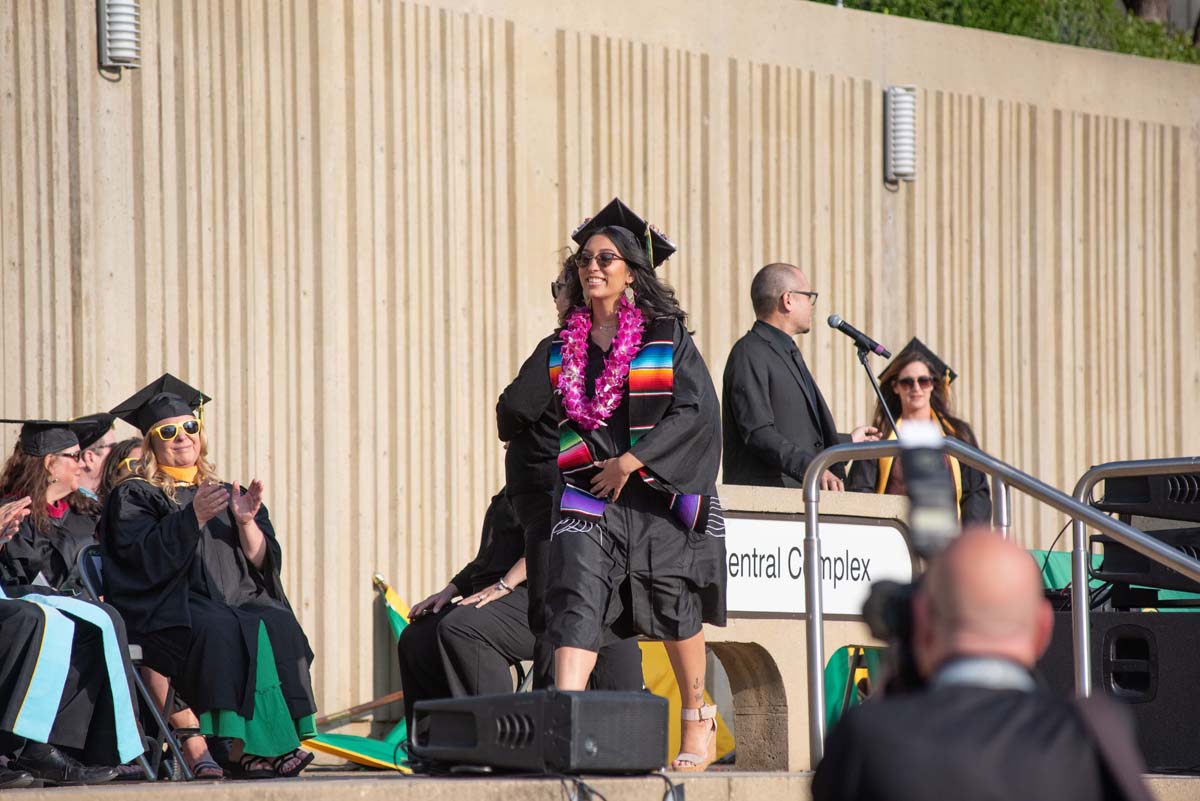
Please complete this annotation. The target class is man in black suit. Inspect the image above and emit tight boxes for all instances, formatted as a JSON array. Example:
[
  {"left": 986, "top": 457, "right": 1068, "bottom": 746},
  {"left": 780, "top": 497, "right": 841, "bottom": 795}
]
[
  {"left": 812, "top": 530, "right": 1151, "bottom": 801},
  {"left": 723, "top": 263, "right": 876, "bottom": 490}
]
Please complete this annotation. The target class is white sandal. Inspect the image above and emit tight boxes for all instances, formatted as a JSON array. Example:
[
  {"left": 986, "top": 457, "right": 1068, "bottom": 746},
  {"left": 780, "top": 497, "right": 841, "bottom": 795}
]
[{"left": 671, "top": 703, "right": 718, "bottom": 772}]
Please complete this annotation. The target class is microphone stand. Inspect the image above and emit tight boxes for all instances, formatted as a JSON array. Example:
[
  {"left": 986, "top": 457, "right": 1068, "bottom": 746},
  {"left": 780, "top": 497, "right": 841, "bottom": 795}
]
[{"left": 858, "top": 346, "right": 897, "bottom": 433}]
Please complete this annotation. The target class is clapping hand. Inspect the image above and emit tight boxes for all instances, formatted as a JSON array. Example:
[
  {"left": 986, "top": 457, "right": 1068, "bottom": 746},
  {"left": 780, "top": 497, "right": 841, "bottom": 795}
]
[
  {"left": 231, "top": 479, "right": 265, "bottom": 525},
  {"left": 0, "top": 496, "right": 32, "bottom": 544},
  {"left": 193, "top": 482, "right": 230, "bottom": 528}
]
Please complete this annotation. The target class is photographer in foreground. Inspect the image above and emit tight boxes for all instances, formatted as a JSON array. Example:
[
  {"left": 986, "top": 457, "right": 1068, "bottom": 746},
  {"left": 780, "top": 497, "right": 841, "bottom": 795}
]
[{"left": 813, "top": 529, "right": 1151, "bottom": 801}]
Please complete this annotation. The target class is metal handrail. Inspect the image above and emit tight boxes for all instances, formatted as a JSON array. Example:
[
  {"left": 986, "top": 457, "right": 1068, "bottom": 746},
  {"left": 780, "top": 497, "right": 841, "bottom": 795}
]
[
  {"left": 801, "top": 440, "right": 1200, "bottom": 766},
  {"left": 1070, "top": 458, "right": 1200, "bottom": 696}
]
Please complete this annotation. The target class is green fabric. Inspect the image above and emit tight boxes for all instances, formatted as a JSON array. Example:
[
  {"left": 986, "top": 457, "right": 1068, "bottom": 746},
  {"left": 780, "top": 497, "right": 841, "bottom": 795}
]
[
  {"left": 824, "top": 645, "right": 885, "bottom": 730},
  {"left": 1033, "top": 549, "right": 1200, "bottom": 608},
  {"left": 304, "top": 732, "right": 410, "bottom": 771},
  {"left": 385, "top": 599, "right": 408, "bottom": 642},
  {"left": 198, "top": 621, "right": 317, "bottom": 757}
]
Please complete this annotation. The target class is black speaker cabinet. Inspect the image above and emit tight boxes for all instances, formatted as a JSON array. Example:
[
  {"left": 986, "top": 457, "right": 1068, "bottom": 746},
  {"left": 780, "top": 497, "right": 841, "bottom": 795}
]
[
  {"left": 1038, "top": 611, "right": 1200, "bottom": 771},
  {"left": 411, "top": 689, "right": 668, "bottom": 774}
]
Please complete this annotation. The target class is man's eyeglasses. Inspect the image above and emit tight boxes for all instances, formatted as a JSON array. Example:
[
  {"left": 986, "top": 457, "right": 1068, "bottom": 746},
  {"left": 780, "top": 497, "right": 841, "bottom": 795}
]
[
  {"left": 151, "top": 419, "right": 202, "bottom": 441},
  {"left": 787, "top": 290, "right": 819, "bottom": 306},
  {"left": 895, "top": 376, "right": 934, "bottom": 390},
  {"left": 575, "top": 251, "right": 626, "bottom": 270}
]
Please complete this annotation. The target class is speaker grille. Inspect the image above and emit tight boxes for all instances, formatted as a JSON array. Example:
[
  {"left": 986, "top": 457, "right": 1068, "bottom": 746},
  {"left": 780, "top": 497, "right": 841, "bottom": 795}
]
[
  {"left": 1166, "top": 474, "right": 1200, "bottom": 505},
  {"left": 495, "top": 713, "right": 537, "bottom": 749}
]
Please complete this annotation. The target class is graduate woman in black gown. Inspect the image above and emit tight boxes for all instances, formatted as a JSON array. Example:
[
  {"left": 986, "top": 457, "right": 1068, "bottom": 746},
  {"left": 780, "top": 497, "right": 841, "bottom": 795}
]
[
  {"left": 546, "top": 199, "right": 725, "bottom": 772},
  {"left": 101, "top": 375, "right": 316, "bottom": 780},
  {"left": 847, "top": 338, "right": 991, "bottom": 523},
  {"left": 0, "top": 417, "right": 113, "bottom": 590}
]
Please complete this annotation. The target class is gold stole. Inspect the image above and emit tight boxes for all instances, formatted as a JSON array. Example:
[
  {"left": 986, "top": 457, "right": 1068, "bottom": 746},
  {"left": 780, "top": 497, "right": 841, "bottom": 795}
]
[
  {"left": 873, "top": 411, "right": 963, "bottom": 518},
  {"left": 159, "top": 464, "right": 199, "bottom": 484}
]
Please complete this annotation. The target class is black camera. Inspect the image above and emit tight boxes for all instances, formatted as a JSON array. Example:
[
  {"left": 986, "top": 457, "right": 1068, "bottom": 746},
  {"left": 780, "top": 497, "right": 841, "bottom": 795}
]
[{"left": 862, "top": 424, "right": 962, "bottom": 693}]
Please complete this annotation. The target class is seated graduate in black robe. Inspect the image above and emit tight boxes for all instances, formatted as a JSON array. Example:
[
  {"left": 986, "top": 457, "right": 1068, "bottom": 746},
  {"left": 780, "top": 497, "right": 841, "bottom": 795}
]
[
  {"left": 0, "top": 492, "right": 141, "bottom": 787},
  {"left": 100, "top": 374, "right": 316, "bottom": 780},
  {"left": 398, "top": 490, "right": 532, "bottom": 736},
  {"left": 0, "top": 416, "right": 114, "bottom": 591}
]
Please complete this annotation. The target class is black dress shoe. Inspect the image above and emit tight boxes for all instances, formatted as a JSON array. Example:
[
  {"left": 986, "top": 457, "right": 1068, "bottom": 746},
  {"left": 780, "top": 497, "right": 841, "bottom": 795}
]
[
  {"left": 10, "top": 745, "right": 118, "bottom": 786},
  {"left": 0, "top": 766, "right": 34, "bottom": 789}
]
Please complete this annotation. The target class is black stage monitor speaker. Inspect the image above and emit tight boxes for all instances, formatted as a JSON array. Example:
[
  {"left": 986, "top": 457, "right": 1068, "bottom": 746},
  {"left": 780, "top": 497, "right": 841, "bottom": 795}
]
[
  {"left": 1038, "top": 611, "right": 1200, "bottom": 771},
  {"left": 411, "top": 690, "right": 668, "bottom": 774}
]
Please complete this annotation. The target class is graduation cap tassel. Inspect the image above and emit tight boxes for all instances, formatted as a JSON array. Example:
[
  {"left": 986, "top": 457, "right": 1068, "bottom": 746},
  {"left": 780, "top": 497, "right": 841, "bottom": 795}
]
[{"left": 644, "top": 225, "right": 654, "bottom": 269}]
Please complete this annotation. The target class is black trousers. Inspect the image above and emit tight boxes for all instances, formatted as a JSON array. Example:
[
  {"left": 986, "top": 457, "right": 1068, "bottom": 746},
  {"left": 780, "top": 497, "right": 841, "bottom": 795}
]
[
  {"left": 397, "top": 588, "right": 535, "bottom": 731},
  {"left": 509, "top": 490, "right": 643, "bottom": 692}
]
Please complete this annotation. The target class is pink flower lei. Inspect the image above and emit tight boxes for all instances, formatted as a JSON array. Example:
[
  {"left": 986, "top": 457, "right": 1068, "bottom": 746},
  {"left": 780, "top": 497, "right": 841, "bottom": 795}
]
[{"left": 557, "top": 298, "right": 645, "bottom": 430}]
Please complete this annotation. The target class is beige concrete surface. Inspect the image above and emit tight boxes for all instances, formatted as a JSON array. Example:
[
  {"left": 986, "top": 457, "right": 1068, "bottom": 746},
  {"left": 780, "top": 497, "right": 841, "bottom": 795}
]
[
  {"left": 1, "top": 0, "right": 1196, "bottom": 719},
  {"left": 3, "top": 769, "right": 1195, "bottom": 801}
]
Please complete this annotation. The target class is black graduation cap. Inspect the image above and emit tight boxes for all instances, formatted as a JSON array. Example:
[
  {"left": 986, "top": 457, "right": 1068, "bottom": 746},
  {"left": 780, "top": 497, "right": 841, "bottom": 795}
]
[
  {"left": 72, "top": 413, "right": 117, "bottom": 451},
  {"left": 571, "top": 197, "right": 676, "bottom": 268},
  {"left": 879, "top": 337, "right": 958, "bottom": 386},
  {"left": 110, "top": 374, "right": 211, "bottom": 435},
  {"left": 0, "top": 419, "right": 87, "bottom": 457}
]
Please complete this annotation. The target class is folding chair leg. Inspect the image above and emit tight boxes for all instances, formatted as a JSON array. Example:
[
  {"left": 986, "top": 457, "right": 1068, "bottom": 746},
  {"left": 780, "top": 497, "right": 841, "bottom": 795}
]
[{"left": 132, "top": 669, "right": 193, "bottom": 781}]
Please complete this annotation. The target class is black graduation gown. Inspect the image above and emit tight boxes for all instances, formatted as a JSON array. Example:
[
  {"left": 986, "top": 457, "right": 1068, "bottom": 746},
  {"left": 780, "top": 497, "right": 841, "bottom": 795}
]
[
  {"left": 0, "top": 593, "right": 141, "bottom": 765},
  {"left": 100, "top": 479, "right": 315, "bottom": 722},
  {"left": 0, "top": 506, "right": 96, "bottom": 591},
  {"left": 547, "top": 320, "right": 725, "bottom": 649},
  {"left": 846, "top": 447, "right": 993, "bottom": 524},
  {"left": 496, "top": 334, "right": 560, "bottom": 499}
]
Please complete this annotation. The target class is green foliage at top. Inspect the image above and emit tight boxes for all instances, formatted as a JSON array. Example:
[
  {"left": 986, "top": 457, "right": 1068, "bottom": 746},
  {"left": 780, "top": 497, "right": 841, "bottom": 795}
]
[{"left": 812, "top": 0, "right": 1200, "bottom": 64}]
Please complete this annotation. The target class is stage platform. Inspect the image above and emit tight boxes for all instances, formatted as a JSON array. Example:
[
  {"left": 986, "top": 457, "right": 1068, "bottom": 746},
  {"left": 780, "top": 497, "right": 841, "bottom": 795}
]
[{"left": 5, "top": 767, "right": 1200, "bottom": 801}]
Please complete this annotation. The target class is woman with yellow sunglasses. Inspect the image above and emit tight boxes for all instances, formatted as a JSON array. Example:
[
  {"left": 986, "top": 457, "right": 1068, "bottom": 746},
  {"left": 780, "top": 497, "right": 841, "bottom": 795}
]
[{"left": 100, "top": 374, "right": 316, "bottom": 781}]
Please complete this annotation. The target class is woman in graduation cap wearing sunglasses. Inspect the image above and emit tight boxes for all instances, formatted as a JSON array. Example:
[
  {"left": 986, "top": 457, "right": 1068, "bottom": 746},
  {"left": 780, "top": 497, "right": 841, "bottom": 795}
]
[
  {"left": 0, "top": 415, "right": 112, "bottom": 590},
  {"left": 546, "top": 199, "right": 725, "bottom": 772},
  {"left": 100, "top": 375, "right": 316, "bottom": 780},
  {"left": 846, "top": 339, "right": 992, "bottom": 523}
]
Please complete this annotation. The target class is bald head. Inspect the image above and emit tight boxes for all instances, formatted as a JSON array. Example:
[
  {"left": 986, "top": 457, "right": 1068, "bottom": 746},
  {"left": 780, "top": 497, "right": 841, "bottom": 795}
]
[
  {"left": 751, "top": 263, "right": 803, "bottom": 317},
  {"left": 913, "top": 527, "right": 1053, "bottom": 677}
]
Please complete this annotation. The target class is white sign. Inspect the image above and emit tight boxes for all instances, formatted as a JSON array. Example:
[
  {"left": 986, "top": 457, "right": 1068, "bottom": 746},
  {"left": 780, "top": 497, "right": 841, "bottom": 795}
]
[{"left": 725, "top": 516, "right": 913, "bottom": 616}]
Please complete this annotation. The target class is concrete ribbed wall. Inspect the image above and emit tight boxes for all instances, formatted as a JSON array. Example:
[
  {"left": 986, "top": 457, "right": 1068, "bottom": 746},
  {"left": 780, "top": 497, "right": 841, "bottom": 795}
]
[{"left": 2, "top": 0, "right": 1197, "bottom": 713}]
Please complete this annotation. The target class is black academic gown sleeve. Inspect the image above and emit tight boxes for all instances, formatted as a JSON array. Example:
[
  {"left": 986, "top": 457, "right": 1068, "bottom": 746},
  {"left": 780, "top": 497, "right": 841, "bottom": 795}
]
[
  {"left": 846, "top": 458, "right": 877, "bottom": 493},
  {"left": 99, "top": 480, "right": 204, "bottom": 633},
  {"left": 496, "top": 335, "right": 555, "bottom": 442},
  {"left": 0, "top": 511, "right": 96, "bottom": 590},
  {"left": 627, "top": 322, "right": 721, "bottom": 497},
  {"left": 959, "top": 464, "right": 992, "bottom": 524},
  {"left": 497, "top": 335, "right": 560, "bottom": 496}
]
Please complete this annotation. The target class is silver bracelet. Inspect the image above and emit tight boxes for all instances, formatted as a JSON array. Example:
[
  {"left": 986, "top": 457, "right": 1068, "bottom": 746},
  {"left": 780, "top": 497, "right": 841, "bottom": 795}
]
[{"left": 497, "top": 578, "right": 511, "bottom": 592}]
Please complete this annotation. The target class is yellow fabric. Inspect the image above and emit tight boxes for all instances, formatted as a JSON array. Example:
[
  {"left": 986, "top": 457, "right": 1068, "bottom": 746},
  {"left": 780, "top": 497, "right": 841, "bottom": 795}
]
[
  {"left": 301, "top": 738, "right": 413, "bottom": 773},
  {"left": 639, "top": 642, "right": 735, "bottom": 762},
  {"left": 871, "top": 411, "right": 963, "bottom": 519},
  {"left": 158, "top": 464, "right": 198, "bottom": 484}
]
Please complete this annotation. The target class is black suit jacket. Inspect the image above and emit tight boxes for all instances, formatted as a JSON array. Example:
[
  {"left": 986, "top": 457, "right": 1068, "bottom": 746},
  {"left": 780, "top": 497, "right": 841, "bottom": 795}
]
[
  {"left": 722, "top": 321, "right": 844, "bottom": 488},
  {"left": 813, "top": 684, "right": 1151, "bottom": 801}
]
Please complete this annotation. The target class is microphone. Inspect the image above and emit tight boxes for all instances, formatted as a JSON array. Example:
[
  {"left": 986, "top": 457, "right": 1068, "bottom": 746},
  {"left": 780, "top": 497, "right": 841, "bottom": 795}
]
[{"left": 827, "top": 314, "right": 891, "bottom": 358}]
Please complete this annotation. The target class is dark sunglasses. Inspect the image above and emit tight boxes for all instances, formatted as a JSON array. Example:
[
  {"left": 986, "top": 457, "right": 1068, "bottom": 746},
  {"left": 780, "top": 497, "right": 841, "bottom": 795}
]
[
  {"left": 550, "top": 280, "right": 566, "bottom": 300},
  {"left": 895, "top": 376, "right": 934, "bottom": 390},
  {"left": 151, "top": 419, "right": 202, "bottom": 441},
  {"left": 55, "top": 451, "right": 83, "bottom": 462},
  {"left": 575, "top": 251, "right": 626, "bottom": 270}
]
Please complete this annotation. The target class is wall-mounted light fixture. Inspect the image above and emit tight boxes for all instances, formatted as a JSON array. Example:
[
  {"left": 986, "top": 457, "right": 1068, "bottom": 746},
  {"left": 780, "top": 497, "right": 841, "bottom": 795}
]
[
  {"left": 884, "top": 85, "right": 917, "bottom": 184},
  {"left": 97, "top": 0, "right": 141, "bottom": 70}
]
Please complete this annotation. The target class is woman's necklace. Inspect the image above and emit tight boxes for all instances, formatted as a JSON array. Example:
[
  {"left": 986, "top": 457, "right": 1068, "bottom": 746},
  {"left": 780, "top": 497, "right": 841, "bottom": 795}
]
[{"left": 557, "top": 298, "right": 645, "bottom": 430}]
